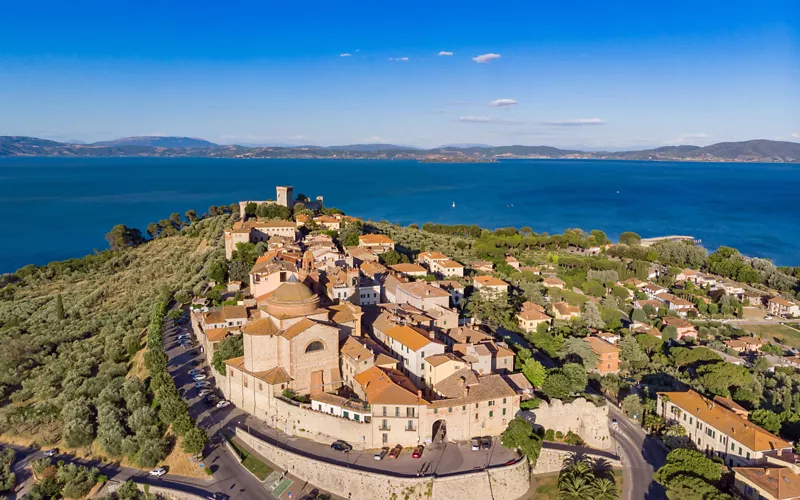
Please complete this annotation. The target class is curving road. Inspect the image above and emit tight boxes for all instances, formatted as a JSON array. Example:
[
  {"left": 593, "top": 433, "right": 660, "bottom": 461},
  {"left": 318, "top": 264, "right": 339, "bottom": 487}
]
[{"left": 608, "top": 405, "right": 667, "bottom": 500}]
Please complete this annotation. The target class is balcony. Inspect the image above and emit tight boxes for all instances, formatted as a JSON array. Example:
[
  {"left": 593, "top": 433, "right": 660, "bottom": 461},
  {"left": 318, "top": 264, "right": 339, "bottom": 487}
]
[
  {"left": 405, "top": 426, "right": 417, "bottom": 432},
  {"left": 379, "top": 425, "right": 391, "bottom": 431}
]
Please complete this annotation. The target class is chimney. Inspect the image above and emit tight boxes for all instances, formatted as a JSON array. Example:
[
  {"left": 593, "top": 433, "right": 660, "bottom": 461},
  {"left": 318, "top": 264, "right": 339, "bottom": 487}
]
[{"left": 417, "top": 389, "right": 422, "bottom": 398}]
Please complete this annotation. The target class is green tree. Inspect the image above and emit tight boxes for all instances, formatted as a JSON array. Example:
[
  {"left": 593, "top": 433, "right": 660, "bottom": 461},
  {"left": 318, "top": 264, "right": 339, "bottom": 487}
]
[
  {"left": 631, "top": 308, "right": 647, "bottom": 324},
  {"left": 636, "top": 333, "right": 662, "bottom": 356},
  {"left": 696, "top": 362, "right": 755, "bottom": 398},
  {"left": 466, "top": 292, "right": 514, "bottom": 330},
  {"left": 749, "top": 409, "right": 781, "bottom": 434},
  {"left": 146, "top": 222, "right": 159, "bottom": 239},
  {"left": 622, "top": 394, "right": 643, "bottom": 420},
  {"left": 244, "top": 202, "right": 258, "bottom": 217},
  {"left": 521, "top": 359, "right": 547, "bottom": 388},
  {"left": 208, "top": 259, "right": 228, "bottom": 284},
  {"left": 61, "top": 397, "right": 95, "bottom": 448},
  {"left": 501, "top": 417, "right": 543, "bottom": 465},
  {"left": 562, "top": 363, "right": 588, "bottom": 394},
  {"left": 619, "top": 335, "right": 649, "bottom": 371},
  {"left": 619, "top": 232, "right": 642, "bottom": 246},
  {"left": 582, "top": 301, "right": 605, "bottom": 329},
  {"left": 185, "top": 210, "right": 199, "bottom": 223},
  {"left": 105, "top": 224, "right": 146, "bottom": 250},
  {"left": 559, "top": 338, "right": 599, "bottom": 369},
  {"left": 212, "top": 335, "right": 244, "bottom": 374},
  {"left": 182, "top": 427, "right": 209, "bottom": 455},
  {"left": 654, "top": 449, "right": 731, "bottom": 500},
  {"left": 542, "top": 372, "right": 573, "bottom": 400},
  {"left": 54, "top": 293, "right": 65, "bottom": 321},
  {"left": 378, "top": 250, "right": 409, "bottom": 266}
]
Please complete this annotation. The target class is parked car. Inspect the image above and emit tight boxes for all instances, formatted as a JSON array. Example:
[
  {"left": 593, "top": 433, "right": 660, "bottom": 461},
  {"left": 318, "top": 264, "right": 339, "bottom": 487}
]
[
  {"left": 43, "top": 449, "right": 58, "bottom": 457},
  {"left": 149, "top": 467, "right": 167, "bottom": 477},
  {"left": 195, "top": 381, "right": 211, "bottom": 388},
  {"left": 411, "top": 446, "right": 424, "bottom": 459},
  {"left": 765, "top": 315, "right": 773, "bottom": 320},
  {"left": 216, "top": 400, "right": 230, "bottom": 408},
  {"left": 388, "top": 444, "right": 402, "bottom": 459},
  {"left": 203, "top": 396, "right": 218, "bottom": 406},
  {"left": 330, "top": 440, "right": 352, "bottom": 453},
  {"left": 470, "top": 437, "right": 481, "bottom": 451},
  {"left": 480, "top": 437, "right": 492, "bottom": 450},
  {"left": 374, "top": 447, "right": 389, "bottom": 461},
  {"left": 198, "top": 389, "right": 212, "bottom": 397},
  {"left": 189, "top": 369, "right": 204, "bottom": 376},
  {"left": 192, "top": 374, "right": 207, "bottom": 381}
]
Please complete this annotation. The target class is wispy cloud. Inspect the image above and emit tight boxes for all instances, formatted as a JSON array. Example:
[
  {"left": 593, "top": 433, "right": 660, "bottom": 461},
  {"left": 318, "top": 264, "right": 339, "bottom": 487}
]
[
  {"left": 339, "top": 53, "right": 352, "bottom": 57},
  {"left": 388, "top": 57, "right": 409, "bottom": 61},
  {"left": 459, "top": 116, "right": 517, "bottom": 124},
  {"left": 662, "top": 133, "right": 710, "bottom": 145},
  {"left": 489, "top": 99, "right": 517, "bottom": 108},
  {"left": 543, "top": 118, "right": 605, "bottom": 126},
  {"left": 438, "top": 51, "right": 453, "bottom": 56},
  {"left": 472, "top": 53, "right": 501, "bottom": 63},
  {"left": 792, "top": 132, "right": 800, "bottom": 139}
]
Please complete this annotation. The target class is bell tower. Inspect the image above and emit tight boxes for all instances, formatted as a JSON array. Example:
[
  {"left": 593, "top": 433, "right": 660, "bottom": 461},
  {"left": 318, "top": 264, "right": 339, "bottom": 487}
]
[{"left": 276, "top": 186, "right": 294, "bottom": 208}]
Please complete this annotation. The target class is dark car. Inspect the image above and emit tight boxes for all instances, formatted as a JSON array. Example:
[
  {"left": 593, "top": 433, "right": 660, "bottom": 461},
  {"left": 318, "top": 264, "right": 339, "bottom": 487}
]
[
  {"left": 480, "top": 436, "right": 492, "bottom": 449},
  {"left": 330, "top": 440, "right": 352, "bottom": 453},
  {"left": 388, "top": 444, "right": 402, "bottom": 459}
]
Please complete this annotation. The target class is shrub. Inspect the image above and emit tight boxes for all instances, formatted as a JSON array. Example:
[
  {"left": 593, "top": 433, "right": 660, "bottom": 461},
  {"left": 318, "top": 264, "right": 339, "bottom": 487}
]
[{"left": 544, "top": 429, "right": 555, "bottom": 441}]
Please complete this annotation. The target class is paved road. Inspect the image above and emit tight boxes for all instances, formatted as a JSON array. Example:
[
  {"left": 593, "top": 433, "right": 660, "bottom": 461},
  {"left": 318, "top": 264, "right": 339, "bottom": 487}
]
[{"left": 608, "top": 405, "right": 667, "bottom": 500}]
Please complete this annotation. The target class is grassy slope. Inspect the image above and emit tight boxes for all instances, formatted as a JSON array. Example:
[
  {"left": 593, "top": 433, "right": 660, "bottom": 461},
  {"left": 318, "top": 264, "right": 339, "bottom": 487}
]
[{"left": 740, "top": 323, "right": 800, "bottom": 348}]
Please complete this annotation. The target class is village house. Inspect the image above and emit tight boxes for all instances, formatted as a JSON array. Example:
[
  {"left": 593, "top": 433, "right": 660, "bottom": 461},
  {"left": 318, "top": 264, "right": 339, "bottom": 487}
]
[
  {"left": 587, "top": 336, "right": 620, "bottom": 374},
  {"left": 371, "top": 324, "right": 446, "bottom": 386},
  {"left": 423, "top": 353, "right": 467, "bottom": 389},
  {"left": 312, "top": 215, "right": 342, "bottom": 230},
  {"left": 656, "top": 293, "right": 696, "bottom": 316},
  {"left": 596, "top": 331, "right": 621, "bottom": 345},
  {"left": 224, "top": 219, "right": 298, "bottom": 259},
  {"left": 249, "top": 257, "right": 300, "bottom": 300},
  {"left": 733, "top": 459, "right": 800, "bottom": 500},
  {"left": 661, "top": 316, "right": 699, "bottom": 340},
  {"left": 643, "top": 283, "right": 669, "bottom": 299},
  {"left": 634, "top": 298, "right": 663, "bottom": 311},
  {"left": 390, "top": 263, "right": 428, "bottom": 277},
  {"left": 340, "top": 335, "right": 398, "bottom": 388},
  {"left": 725, "top": 337, "right": 766, "bottom": 353},
  {"left": 743, "top": 293, "right": 765, "bottom": 308},
  {"left": 768, "top": 297, "right": 800, "bottom": 318},
  {"left": 453, "top": 341, "right": 514, "bottom": 375},
  {"left": 517, "top": 302, "right": 552, "bottom": 333},
  {"left": 430, "top": 259, "right": 465, "bottom": 278},
  {"left": 504, "top": 255, "right": 520, "bottom": 270},
  {"left": 437, "top": 325, "right": 493, "bottom": 349},
  {"left": 346, "top": 246, "right": 380, "bottom": 266},
  {"left": 198, "top": 305, "right": 249, "bottom": 330},
  {"left": 658, "top": 389, "right": 792, "bottom": 467},
  {"left": 395, "top": 281, "right": 453, "bottom": 313},
  {"left": 472, "top": 275, "right": 509, "bottom": 296},
  {"left": 469, "top": 260, "right": 494, "bottom": 273},
  {"left": 519, "top": 266, "right": 541, "bottom": 275},
  {"left": 357, "top": 234, "right": 395, "bottom": 254},
  {"left": 417, "top": 251, "right": 449, "bottom": 266},
  {"left": 541, "top": 277, "right": 566, "bottom": 289},
  {"left": 553, "top": 301, "right": 581, "bottom": 320}
]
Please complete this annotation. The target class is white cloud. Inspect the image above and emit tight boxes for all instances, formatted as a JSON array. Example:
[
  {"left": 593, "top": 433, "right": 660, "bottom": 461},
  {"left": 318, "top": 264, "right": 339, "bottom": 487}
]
[
  {"left": 792, "top": 132, "right": 800, "bottom": 139},
  {"left": 339, "top": 53, "right": 352, "bottom": 57},
  {"left": 438, "top": 51, "right": 453, "bottom": 56},
  {"left": 459, "top": 116, "right": 517, "bottom": 124},
  {"left": 472, "top": 53, "right": 501, "bottom": 63},
  {"left": 388, "top": 57, "right": 409, "bottom": 61},
  {"left": 543, "top": 118, "right": 605, "bottom": 126},
  {"left": 489, "top": 99, "right": 517, "bottom": 108}
]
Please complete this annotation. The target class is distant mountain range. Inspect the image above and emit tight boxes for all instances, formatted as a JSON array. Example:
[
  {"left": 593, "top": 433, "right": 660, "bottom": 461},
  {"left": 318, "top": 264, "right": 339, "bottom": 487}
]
[{"left": 1, "top": 136, "right": 798, "bottom": 163}]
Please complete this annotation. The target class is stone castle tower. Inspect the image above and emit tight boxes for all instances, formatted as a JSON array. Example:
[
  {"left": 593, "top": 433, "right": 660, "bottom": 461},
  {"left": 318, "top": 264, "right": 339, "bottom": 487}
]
[{"left": 276, "top": 186, "right": 294, "bottom": 208}]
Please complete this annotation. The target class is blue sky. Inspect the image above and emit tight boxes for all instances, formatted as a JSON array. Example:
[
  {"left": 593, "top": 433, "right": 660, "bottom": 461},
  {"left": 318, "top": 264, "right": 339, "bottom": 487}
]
[{"left": 1, "top": 0, "right": 798, "bottom": 149}]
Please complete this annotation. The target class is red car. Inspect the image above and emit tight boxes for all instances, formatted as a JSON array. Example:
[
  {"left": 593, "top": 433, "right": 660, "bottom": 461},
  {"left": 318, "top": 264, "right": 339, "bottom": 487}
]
[
  {"left": 411, "top": 445, "right": 424, "bottom": 459},
  {"left": 388, "top": 445, "right": 402, "bottom": 459}
]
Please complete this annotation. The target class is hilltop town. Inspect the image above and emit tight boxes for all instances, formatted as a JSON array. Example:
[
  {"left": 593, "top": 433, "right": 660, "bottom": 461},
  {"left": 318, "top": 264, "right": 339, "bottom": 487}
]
[{"left": 183, "top": 185, "right": 800, "bottom": 499}]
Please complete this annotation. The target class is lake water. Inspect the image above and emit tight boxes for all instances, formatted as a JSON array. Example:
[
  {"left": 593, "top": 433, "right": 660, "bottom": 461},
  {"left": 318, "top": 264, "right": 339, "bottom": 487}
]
[{"left": 1, "top": 157, "right": 798, "bottom": 272}]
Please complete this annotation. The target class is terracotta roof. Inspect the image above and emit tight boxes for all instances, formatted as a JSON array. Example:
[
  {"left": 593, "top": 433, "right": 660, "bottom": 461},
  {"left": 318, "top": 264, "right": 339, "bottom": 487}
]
[
  {"left": 241, "top": 318, "right": 279, "bottom": 336},
  {"left": 553, "top": 302, "right": 581, "bottom": 316},
  {"left": 359, "top": 260, "right": 388, "bottom": 277},
  {"left": 328, "top": 303, "right": 359, "bottom": 323},
  {"left": 434, "top": 280, "right": 464, "bottom": 290},
  {"left": 430, "top": 372, "right": 516, "bottom": 408},
  {"left": 445, "top": 326, "right": 493, "bottom": 344},
  {"left": 542, "top": 277, "right": 566, "bottom": 286},
  {"left": 205, "top": 327, "right": 237, "bottom": 342},
  {"left": 396, "top": 281, "right": 450, "bottom": 299},
  {"left": 503, "top": 373, "right": 534, "bottom": 392},
  {"left": 354, "top": 366, "right": 427, "bottom": 405},
  {"left": 425, "top": 353, "right": 463, "bottom": 367},
  {"left": 359, "top": 234, "right": 394, "bottom": 245},
  {"left": 341, "top": 336, "right": 374, "bottom": 363},
  {"left": 660, "top": 390, "right": 791, "bottom": 452},
  {"left": 374, "top": 353, "right": 399, "bottom": 367},
  {"left": 587, "top": 336, "right": 620, "bottom": 355},
  {"left": 203, "top": 305, "right": 248, "bottom": 324},
  {"left": 419, "top": 251, "right": 448, "bottom": 261},
  {"left": 662, "top": 316, "right": 695, "bottom": 329},
  {"left": 281, "top": 318, "right": 319, "bottom": 340},
  {"left": 433, "top": 368, "right": 479, "bottom": 398},
  {"left": 733, "top": 466, "right": 800, "bottom": 500},
  {"left": 770, "top": 297, "right": 796, "bottom": 307},
  {"left": 438, "top": 259, "right": 464, "bottom": 269},
  {"left": 390, "top": 263, "right": 428, "bottom": 274},
  {"left": 518, "top": 308, "right": 551, "bottom": 321},
  {"left": 474, "top": 275, "right": 508, "bottom": 287},
  {"left": 383, "top": 324, "right": 435, "bottom": 351},
  {"left": 520, "top": 266, "right": 541, "bottom": 273},
  {"left": 223, "top": 357, "right": 293, "bottom": 385},
  {"left": 521, "top": 301, "right": 546, "bottom": 313}
]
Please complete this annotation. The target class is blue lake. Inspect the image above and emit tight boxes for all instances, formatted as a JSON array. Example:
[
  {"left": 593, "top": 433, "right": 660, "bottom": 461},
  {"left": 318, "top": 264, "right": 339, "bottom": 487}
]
[{"left": 1, "top": 157, "right": 798, "bottom": 272}]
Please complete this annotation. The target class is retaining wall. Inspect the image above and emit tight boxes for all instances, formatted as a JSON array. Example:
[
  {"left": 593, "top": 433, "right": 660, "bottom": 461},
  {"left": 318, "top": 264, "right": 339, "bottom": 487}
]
[
  {"left": 531, "top": 398, "right": 612, "bottom": 450},
  {"left": 235, "top": 427, "right": 531, "bottom": 500}
]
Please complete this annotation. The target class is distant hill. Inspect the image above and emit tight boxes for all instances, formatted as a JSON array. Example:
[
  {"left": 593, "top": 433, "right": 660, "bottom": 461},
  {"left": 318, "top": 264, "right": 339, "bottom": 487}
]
[
  {"left": 1, "top": 136, "right": 798, "bottom": 163},
  {"left": 91, "top": 136, "right": 218, "bottom": 148},
  {"left": 438, "top": 143, "right": 493, "bottom": 149}
]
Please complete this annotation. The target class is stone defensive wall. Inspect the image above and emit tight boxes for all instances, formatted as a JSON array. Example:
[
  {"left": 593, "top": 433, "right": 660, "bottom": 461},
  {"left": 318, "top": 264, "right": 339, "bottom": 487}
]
[
  {"left": 530, "top": 397, "right": 613, "bottom": 450},
  {"left": 532, "top": 447, "right": 621, "bottom": 474},
  {"left": 235, "top": 427, "right": 532, "bottom": 500}
]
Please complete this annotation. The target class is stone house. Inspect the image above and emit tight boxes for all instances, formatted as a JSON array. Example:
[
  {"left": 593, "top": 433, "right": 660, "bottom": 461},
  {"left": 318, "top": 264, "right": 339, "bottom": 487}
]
[
  {"left": 423, "top": 353, "right": 467, "bottom": 389},
  {"left": 661, "top": 316, "right": 699, "bottom": 340},
  {"left": 224, "top": 219, "right": 298, "bottom": 259},
  {"left": 395, "top": 281, "right": 451, "bottom": 311},
  {"left": 390, "top": 263, "right": 428, "bottom": 277},
  {"left": 372, "top": 324, "right": 446, "bottom": 386},
  {"left": 249, "top": 258, "right": 300, "bottom": 300},
  {"left": 357, "top": 234, "right": 395, "bottom": 254},
  {"left": 517, "top": 302, "right": 552, "bottom": 333},
  {"left": 724, "top": 337, "right": 765, "bottom": 353},
  {"left": 553, "top": 301, "right": 581, "bottom": 320},
  {"left": 437, "top": 326, "right": 494, "bottom": 350},
  {"left": 472, "top": 275, "right": 509, "bottom": 296},
  {"left": 430, "top": 259, "right": 465, "bottom": 278},
  {"left": 541, "top": 277, "right": 565, "bottom": 289},
  {"left": 340, "top": 336, "right": 397, "bottom": 389},
  {"left": 733, "top": 461, "right": 800, "bottom": 500},
  {"left": 200, "top": 305, "right": 249, "bottom": 330},
  {"left": 432, "top": 280, "right": 465, "bottom": 307},
  {"left": 658, "top": 390, "right": 792, "bottom": 468},
  {"left": 469, "top": 260, "right": 494, "bottom": 273},
  {"left": 504, "top": 256, "right": 520, "bottom": 270}
]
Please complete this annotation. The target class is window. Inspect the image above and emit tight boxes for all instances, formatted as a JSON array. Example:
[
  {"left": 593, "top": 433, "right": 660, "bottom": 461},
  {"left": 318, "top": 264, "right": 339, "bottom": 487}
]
[
  {"left": 503, "top": 408, "right": 507, "bottom": 416},
  {"left": 343, "top": 411, "right": 349, "bottom": 419},
  {"left": 395, "top": 407, "right": 400, "bottom": 417},
  {"left": 434, "top": 408, "right": 438, "bottom": 414},
  {"left": 305, "top": 341, "right": 325, "bottom": 353},
  {"left": 462, "top": 405, "right": 466, "bottom": 411},
  {"left": 746, "top": 452, "right": 750, "bottom": 460},
  {"left": 407, "top": 407, "right": 415, "bottom": 418},
  {"left": 258, "top": 383, "right": 263, "bottom": 391},
  {"left": 503, "top": 398, "right": 507, "bottom": 404},
  {"left": 382, "top": 406, "right": 387, "bottom": 417},
  {"left": 448, "top": 407, "right": 453, "bottom": 413},
  {"left": 689, "top": 417, "right": 693, "bottom": 424},
  {"left": 243, "top": 377, "right": 248, "bottom": 388},
  {"left": 475, "top": 403, "right": 479, "bottom": 408},
  {"left": 407, "top": 420, "right": 414, "bottom": 431},
  {"left": 739, "top": 447, "right": 742, "bottom": 455},
  {"left": 381, "top": 419, "right": 389, "bottom": 430},
  {"left": 504, "top": 359, "right": 508, "bottom": 365},
  {"left": 731, "top": 442, "right": 735, "bottom": 451},
  {"left": 489, "top": 411, "right": 494, "bottom": 418},
  {"left": 488, "top": 400, "right": 494, "bottom": 406}
]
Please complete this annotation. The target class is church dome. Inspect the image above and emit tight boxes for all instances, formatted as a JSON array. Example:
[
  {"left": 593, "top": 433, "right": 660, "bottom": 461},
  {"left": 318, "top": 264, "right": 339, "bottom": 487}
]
[{"left": 265, "top": 281, "right": 320, "bottom": 317}]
